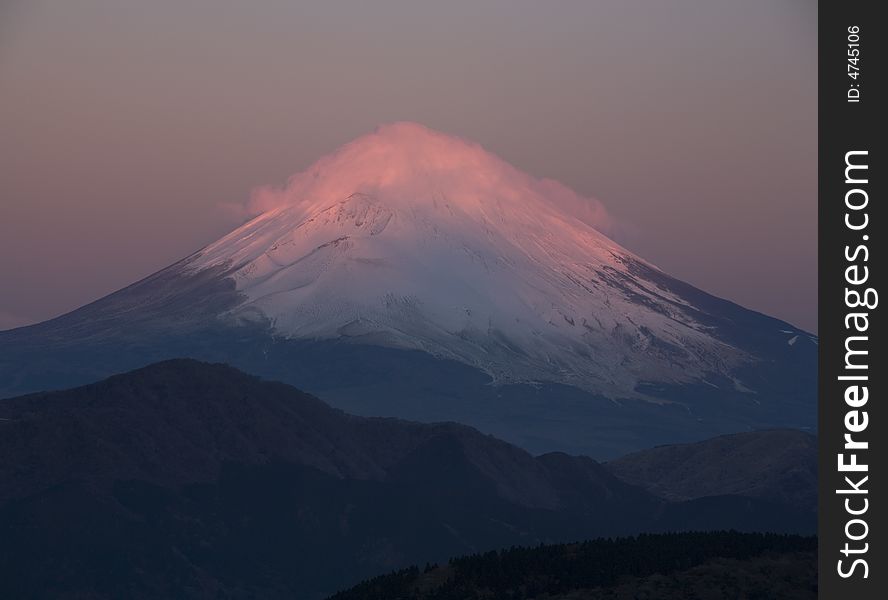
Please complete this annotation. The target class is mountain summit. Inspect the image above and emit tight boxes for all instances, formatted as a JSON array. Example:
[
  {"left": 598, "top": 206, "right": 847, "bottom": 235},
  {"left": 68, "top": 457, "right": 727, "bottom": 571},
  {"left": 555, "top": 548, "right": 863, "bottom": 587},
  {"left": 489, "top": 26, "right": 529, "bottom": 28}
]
[
  {"left": 0, "top": 123, "right": 815, "bottom": 456},
  {"left": 243, "top": 122, "right": 612, "bottom": 230},
  {"left": 192, "top": 123, "right": 775, "bottom": 395}
]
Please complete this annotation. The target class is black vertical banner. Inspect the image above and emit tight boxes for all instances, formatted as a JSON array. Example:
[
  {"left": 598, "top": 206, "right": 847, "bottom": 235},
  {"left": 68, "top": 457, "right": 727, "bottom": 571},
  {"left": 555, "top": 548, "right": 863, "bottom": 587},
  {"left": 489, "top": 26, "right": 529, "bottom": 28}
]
[{"left": 819, "top": 1, "right": 885, "bottom": 598}]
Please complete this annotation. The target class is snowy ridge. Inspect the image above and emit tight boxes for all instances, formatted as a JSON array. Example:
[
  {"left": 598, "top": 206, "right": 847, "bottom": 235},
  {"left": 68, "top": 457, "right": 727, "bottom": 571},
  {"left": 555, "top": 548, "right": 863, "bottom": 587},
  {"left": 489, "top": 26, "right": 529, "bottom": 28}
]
[{"left": 191, "top": 123, "right": 750, "bottom": 396}]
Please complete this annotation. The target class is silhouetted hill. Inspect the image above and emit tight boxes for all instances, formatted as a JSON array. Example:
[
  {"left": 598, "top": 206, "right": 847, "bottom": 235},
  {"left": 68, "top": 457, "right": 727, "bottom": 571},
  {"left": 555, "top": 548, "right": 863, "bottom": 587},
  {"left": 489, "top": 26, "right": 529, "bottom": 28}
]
[
  {"left": 327, "top": 531, "right": 816, "bottom": 599},
  {"left": 605, "top": 429, "right": 817, "bottom": 513},
  {"left": 0, "top": 361, "right": 814, "bottom": 599}
]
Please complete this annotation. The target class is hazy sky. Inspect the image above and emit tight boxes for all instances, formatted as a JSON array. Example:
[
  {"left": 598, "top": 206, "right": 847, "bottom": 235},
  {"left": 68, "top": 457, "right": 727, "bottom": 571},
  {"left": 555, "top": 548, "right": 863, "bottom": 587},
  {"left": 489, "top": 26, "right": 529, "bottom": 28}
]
[{"left": 0, "top": 0, "right": 817, "bottom": 331}]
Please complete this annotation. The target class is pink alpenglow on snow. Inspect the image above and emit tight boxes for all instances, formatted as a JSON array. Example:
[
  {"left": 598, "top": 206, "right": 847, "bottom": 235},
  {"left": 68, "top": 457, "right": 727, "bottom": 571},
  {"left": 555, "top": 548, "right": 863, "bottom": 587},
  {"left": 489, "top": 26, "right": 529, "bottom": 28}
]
[
  {"left": 244, "top": 122, "right": 614, "bottom": 232},
  {"left": 192, "top": 123, "right": 748, "bottom": 397}
]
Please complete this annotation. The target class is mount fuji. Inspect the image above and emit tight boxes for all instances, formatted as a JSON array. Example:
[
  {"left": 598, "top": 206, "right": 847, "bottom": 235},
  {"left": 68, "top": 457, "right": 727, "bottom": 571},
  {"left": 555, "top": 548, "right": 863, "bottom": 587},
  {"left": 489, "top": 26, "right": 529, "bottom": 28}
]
[{"left": 0, "top": 123, "right": 815, "bottom": 457}]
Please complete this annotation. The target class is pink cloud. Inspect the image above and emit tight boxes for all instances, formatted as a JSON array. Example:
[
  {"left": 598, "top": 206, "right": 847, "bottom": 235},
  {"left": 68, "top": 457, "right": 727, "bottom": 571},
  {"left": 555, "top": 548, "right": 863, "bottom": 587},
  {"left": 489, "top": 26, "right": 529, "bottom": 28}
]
[{"left": 223, "top": 122, "right": 617, "bottom": 236}]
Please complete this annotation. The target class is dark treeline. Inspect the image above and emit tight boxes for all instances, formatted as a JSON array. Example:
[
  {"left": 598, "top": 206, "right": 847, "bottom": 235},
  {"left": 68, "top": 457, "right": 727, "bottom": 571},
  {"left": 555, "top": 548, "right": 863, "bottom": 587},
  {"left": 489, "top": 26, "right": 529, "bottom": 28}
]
[{"left": 328, "top": 530, "right": 816, "bottom": 600}]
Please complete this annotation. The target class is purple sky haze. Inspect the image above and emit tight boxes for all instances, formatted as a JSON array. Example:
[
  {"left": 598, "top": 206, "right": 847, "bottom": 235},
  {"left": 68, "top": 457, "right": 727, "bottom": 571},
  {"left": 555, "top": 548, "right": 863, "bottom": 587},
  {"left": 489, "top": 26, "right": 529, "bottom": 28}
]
[{"left": 0, "top": 0, "right": 817, "bottom": 331}]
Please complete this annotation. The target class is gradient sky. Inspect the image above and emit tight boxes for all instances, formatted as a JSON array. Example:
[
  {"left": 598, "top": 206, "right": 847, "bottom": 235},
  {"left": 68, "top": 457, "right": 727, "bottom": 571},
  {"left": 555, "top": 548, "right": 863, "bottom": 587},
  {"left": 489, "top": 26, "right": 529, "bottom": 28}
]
[{"left": 0, "top": 0, "right": 817, "bottom": 331}]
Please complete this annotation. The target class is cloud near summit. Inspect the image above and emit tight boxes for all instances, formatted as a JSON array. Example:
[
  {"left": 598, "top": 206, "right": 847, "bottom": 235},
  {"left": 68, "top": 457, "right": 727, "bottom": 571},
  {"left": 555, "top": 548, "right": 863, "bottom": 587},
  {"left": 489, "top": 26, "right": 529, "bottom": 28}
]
[{"left": 225, "top": 122, "right": 616, "bottom": 235}]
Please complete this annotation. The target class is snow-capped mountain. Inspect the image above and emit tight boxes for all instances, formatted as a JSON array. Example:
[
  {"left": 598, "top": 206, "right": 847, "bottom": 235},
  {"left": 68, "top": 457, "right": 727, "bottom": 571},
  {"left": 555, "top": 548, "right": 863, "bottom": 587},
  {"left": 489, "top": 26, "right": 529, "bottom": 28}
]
[
  {"left": 0, "top": 123, "right": 816, "bottom": 457},
  {"left": 191, "top": 123, "right": 752, "bottom": 396}
]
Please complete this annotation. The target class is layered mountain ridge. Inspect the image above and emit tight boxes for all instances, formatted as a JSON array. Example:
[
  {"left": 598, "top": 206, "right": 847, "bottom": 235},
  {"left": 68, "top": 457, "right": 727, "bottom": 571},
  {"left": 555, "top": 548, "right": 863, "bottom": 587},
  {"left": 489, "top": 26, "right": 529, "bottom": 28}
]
[{"left": 0, "top": 360, "right": 816, "bottom": 599}]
